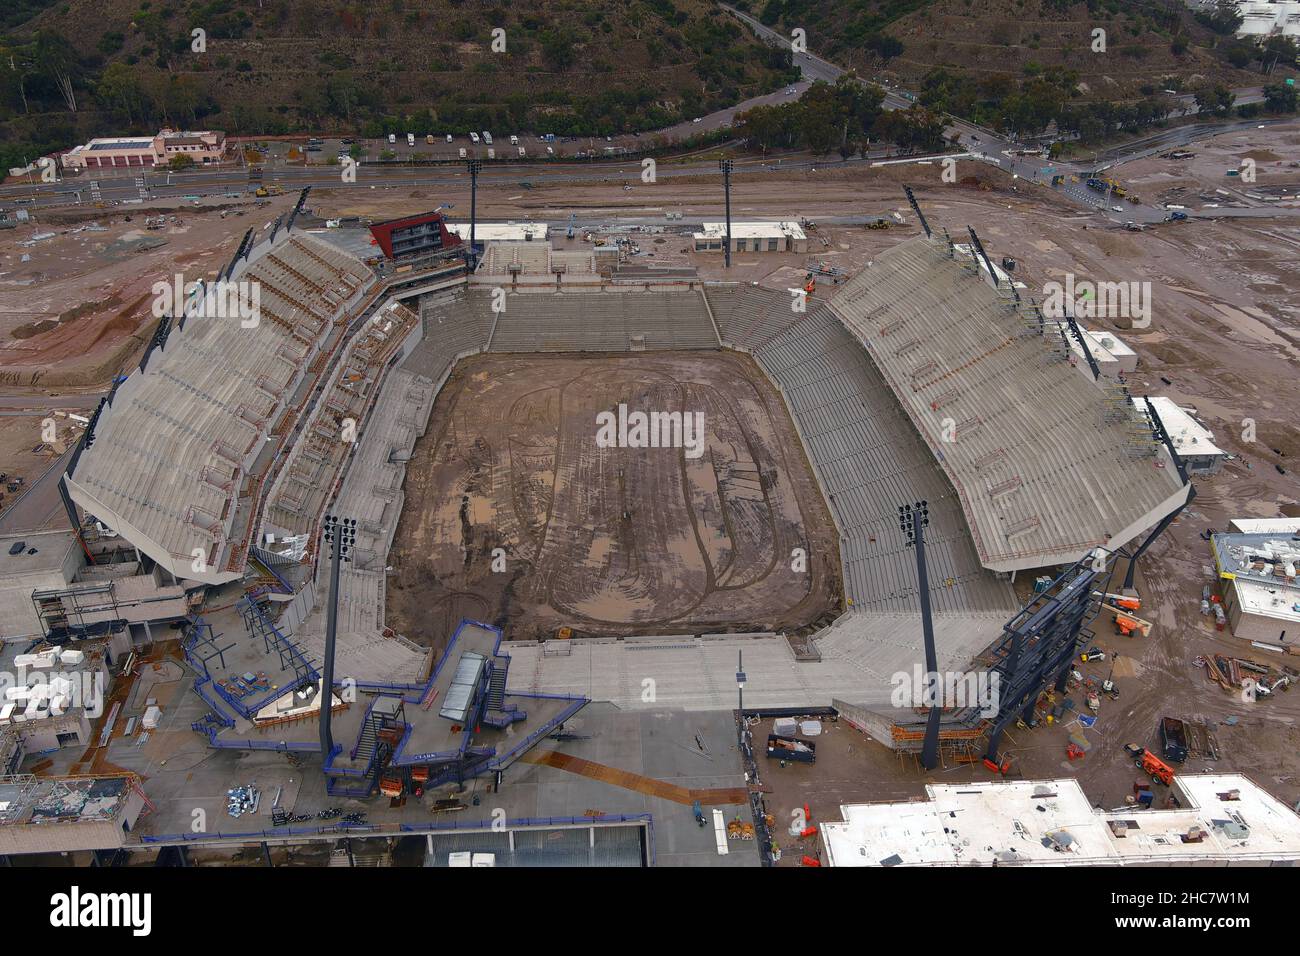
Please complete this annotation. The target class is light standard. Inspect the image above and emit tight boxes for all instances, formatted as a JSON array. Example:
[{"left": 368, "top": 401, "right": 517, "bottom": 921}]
[{"left": 736, "top": 650, "right": 747, "bottom": 746}]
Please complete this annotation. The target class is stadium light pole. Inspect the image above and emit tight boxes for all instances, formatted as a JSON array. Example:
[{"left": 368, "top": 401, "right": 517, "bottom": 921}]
[
  {"left": 736, "top": 650, "right": 746, "bottom": 746},
  {"left": 900, "top": 501, "right": 941, "bottom": 771},
  {"left": 719, "top": 159, "right": 734, "bottom": 269},
  {"left": 466, "top": 159, "right": 482, "bottom": 272},
  {"left": 320, "top": 515, "right": 355, "bottom": 763}
]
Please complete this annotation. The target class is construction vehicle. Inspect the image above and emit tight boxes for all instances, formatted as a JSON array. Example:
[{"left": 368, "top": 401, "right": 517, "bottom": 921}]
[
  {"left": 1080, "top": 647, "right": 1106, "bottom": 663},
  {"left": 1160, "top": 717, "right": 1189, "bottom": 763},
  {"left": 866, "top": 218, "right": 890, "bottom": 230},
  {"left": 1094, "top": 592, "right": 1141, "bottom": 611},
  {"left": 1099, "top": 602, "right": 1152, "bottom": 637},
  {"left": 691, "top": 800, "right": 706, "bottom": 827},
  {"left": 1125, "top": 744, "right": 1176, "bottom": 786},
  {"left": 565, "top": 213, "right": 576, "bottom": 240},
  {"left": 1086, "top": 177, "right": 1126, "bottom": 197}
]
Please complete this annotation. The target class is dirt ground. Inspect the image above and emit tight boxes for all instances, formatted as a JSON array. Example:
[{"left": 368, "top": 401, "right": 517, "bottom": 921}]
[
  {"left": 6, "top": 119, "right": 1300, "bottom": 818},
  {"left": 0, "top": 195, "right": 295, "bottom": 388},
  {"left": 386, "top": 350, "right": 841, "bottom": 647}
]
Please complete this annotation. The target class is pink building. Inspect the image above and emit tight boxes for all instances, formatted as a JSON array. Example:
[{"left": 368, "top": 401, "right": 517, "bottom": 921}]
[{"left": 62, "top": 129, "right": 226, "bottom": 170}]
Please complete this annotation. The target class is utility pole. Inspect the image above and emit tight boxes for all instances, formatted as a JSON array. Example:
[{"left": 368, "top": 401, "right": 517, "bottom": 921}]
[
  {"left": 736, "top": 650, "right": 746, "bottom": 746},
  {"left": 899, "top": 501, "right": 941, "bottom": 771},
  {"left": 319, "top": 515, "right": 355, "bottom": 763},
  {"left": 719, "top": 159, "right": 734, "bottom": 268},
  {"left": 466, "top": 158, "right": 482, "bottom": 272}
]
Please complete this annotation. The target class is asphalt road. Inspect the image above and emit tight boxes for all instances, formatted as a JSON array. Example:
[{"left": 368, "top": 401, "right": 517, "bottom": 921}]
[{"left": 0, "top": 7, "right": 1288, "bottom": 226}]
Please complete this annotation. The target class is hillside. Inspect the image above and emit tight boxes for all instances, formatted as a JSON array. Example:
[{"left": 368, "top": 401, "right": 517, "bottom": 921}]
[
  {"left": 745, "top": 0, "right": 1270, "bottom": 96},
  {"left": 0, "top": 0, "right": 797, "bottom": 166}
]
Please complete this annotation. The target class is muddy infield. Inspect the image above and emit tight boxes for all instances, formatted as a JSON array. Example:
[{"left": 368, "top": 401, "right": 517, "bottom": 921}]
[{"left": 386, "top": 350, "right": 842, "bottom": 647}]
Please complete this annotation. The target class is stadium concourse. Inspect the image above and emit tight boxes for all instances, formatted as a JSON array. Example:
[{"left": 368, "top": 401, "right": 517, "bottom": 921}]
[{"left": 59, "top": 210, "right": 1191, "bottom": 770}]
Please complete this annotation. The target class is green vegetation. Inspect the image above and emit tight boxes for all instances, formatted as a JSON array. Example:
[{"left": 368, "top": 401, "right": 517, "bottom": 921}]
[
  {"left": 0, "top": 0, "right": 797, "bottom": 168},
  {"left": 736, "top": 77, "right": 947, "bottom": 155}
]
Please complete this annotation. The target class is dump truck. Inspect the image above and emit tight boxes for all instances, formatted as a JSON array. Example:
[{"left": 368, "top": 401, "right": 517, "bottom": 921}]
[{"left": 1160, "top": 717, "right": 1189, "bottom": 763}]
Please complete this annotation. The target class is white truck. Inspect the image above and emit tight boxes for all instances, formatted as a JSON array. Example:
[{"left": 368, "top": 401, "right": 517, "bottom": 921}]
[
  {"left": 469, "top": 132, "right": 480, "bottom": 144},
  {"left": 407, "top": 133, "right": 415, "bottom": 147},
  {"left": 482, "top": 131, "right": 493, "bottom": 145},
  {"left": 387, "top": 133, "right": 396, "bottom": 144}
]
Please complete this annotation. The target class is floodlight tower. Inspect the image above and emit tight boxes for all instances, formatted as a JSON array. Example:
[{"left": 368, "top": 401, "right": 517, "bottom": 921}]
[
  {"left": 719, "top": 159, "right": 734, "bottom": 268},
  {"left": 899, "top": 501, "right": 941, "bottom": 771},
  {"left": 319, "top": 514, "right": 356, "bottom": 761},
  {"left": 736, "top": 650, "right": 747, "bottom": 746},
  {"left": 466, "top": 158, "right": 483, "bottom": 272}
]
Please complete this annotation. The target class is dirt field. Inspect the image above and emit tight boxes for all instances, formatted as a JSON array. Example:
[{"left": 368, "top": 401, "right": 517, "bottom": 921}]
[
  {"left": 0, "top": 195, "right": 294, "bottom": 389},
  {"left": 386, "top": 350, "right": 841, "bottom": 646}
]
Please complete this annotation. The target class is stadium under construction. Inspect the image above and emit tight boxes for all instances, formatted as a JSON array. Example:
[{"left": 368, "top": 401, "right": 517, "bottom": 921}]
[{"left": 5, "top": 187, "right": 1201, "bottom": 865}]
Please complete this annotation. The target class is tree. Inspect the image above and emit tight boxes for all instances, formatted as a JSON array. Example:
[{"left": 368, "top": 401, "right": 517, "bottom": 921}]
[
  {"left": 96, "top": 62, "right": 147, "bottom": 123},
  {"left": 34, "top": 30, "right": 78, "bottom": 112},
  {"left": 1262, "top": 82, "right": 1298, "bottom": 114},
  {"left": 1193, "top": 83, "right": 1235, "bottom": 116},
  {"left": 168, "top": 154, "right": 194, "bottom": 171},
  {"left": 1195, "top": 0, "right": 1244, "bottom": 36},
  {"left": 539, "top": 30, "right": 576, "bottom": 71}
]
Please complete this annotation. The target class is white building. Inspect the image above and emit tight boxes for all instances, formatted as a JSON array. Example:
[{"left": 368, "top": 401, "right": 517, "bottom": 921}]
[
  {"left": 1211, "top": 530, "right": 1300, "bottom": 645},
  {"left": 693, "top": 221, "right": 807, "bottom": 254},
  {"left": 821, "top": 774, "right": 1300, "bottom": 866},
  {"left": 448, "top": 222, "right": 548, "bottom": 242},
  {"left": 1051, "top": 322, "right": 1139, "bottom": 381},
  {"left": 1147, "top": 397, "right": 1228, "bottom": 475},
  {"left": 1231, "top": 1, "right": 1300, "bottom": 39}
]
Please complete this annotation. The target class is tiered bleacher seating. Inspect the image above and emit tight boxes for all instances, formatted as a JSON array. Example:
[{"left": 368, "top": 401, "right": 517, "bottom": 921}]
[
  {"left": 486, "top": 290, "right": 721, "bottom": 352},
  {"left": 826, "top": 234, "right": 1186, "bottom": 571},
  {"left": 726, "top": 296, "right": 1015, "bottom": 614},
  {"left": 66, "top": 232, "right": 375, "bottom": 580}
]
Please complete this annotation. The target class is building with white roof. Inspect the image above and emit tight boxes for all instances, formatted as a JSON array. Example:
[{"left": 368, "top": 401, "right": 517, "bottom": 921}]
[
  {"left": 1051, "top": 322, "right": 1138, "bottom": 381},
  {"left": 821, "top": 774, "right": 1300, "bottom": 866},
  {"left": 447, "top": 222, "right": 548, "bottom": 243},
  {"left": 1231, "top": 518, "right": 1300, "bottom": 534},
  {"left": 1147, "top": 397, "right": 1227, "bottom": 476},
  {"left": 1229, "top": 1, "right": 1300, "bottom": 38},
  {"left": 1211, "top": 529, "right": 1300, "bottom": 645},
  {"left": 693, "top": 221, "right": 807, "bottom": 254}
]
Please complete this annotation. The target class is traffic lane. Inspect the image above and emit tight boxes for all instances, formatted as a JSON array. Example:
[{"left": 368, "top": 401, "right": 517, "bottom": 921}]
[{"left": 657, "top": 79, "right": 812, "bottom": 139}]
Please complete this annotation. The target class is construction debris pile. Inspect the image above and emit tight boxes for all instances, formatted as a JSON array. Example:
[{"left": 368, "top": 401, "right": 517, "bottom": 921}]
[
  {"left": 1194, "top": 654, "right": 1295, "bottom": 699},
  {"left": 227, "top": 785, "right": 260, "bottom": 819}
]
